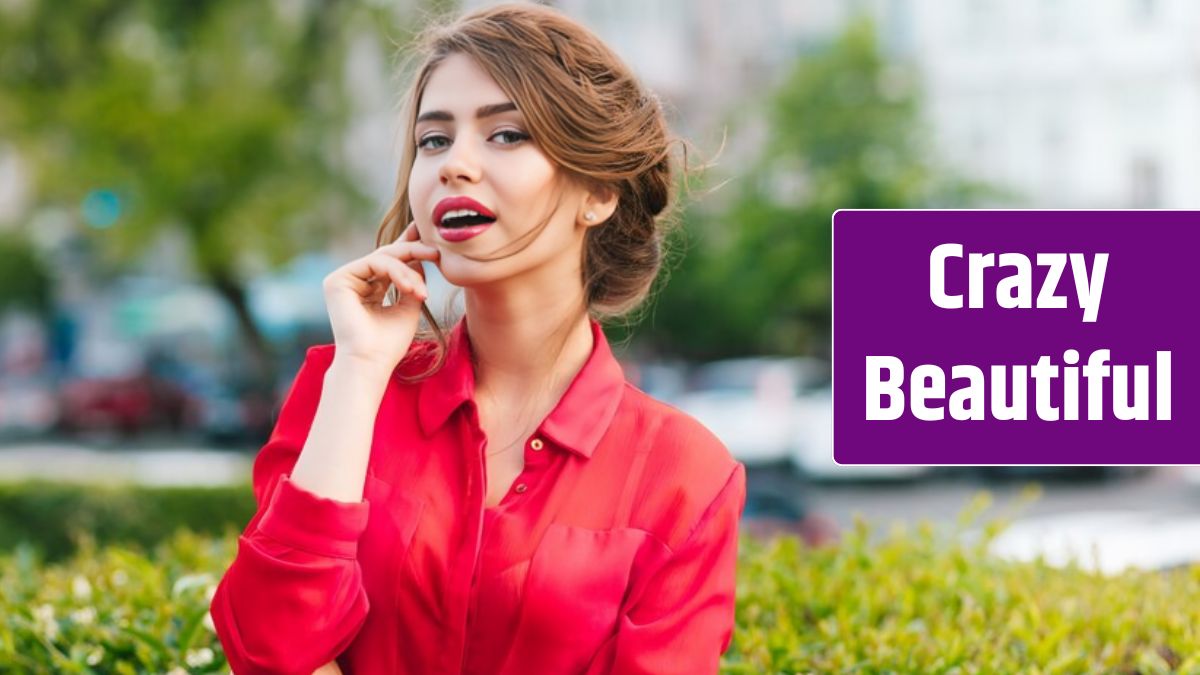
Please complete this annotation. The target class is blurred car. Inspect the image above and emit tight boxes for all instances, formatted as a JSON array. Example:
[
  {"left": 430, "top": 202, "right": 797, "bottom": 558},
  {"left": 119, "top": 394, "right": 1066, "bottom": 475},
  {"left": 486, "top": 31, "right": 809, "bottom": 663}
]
[
  {"left": 741, "top": 464, "right": 839, "bottom": 546},
  {"left": 189, "top": 376, "right": 278, "bottom": 444},
  {"left": 58, "top": 371, "right": 193, "bottom": 436},
  {"left": 624, "top": 360, "right": 687, "bottom": 403},
  {"left": 675, "top": 357, "right": 824, "bottom": 465},
  {"left": 0, "top": 373, "right": 59, "bottom": 437},
  {"left": 791, "top": 386, "right": 930, "bottom": 482},
  {"left": 676, "top": 357, "right": 928, "bottom": 481}
]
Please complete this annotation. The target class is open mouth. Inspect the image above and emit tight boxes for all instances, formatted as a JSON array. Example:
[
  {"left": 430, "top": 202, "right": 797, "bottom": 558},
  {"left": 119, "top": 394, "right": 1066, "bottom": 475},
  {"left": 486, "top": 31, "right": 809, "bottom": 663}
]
[{"left": 438, "top": 209, "right": 497, "bottom": 228}]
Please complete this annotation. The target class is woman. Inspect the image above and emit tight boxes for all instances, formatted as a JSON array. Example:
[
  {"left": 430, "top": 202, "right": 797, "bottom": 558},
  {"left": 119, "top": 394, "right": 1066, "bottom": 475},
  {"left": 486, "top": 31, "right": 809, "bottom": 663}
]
[{"left": 210, "top": 4, "right": 746, "bottom": 674}]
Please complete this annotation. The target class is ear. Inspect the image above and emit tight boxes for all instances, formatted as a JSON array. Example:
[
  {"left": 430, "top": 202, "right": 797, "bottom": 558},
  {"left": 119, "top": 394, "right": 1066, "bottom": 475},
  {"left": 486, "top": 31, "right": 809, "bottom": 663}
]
[{"left": 578, "top": 184, "right": 619, "bottom": 228}]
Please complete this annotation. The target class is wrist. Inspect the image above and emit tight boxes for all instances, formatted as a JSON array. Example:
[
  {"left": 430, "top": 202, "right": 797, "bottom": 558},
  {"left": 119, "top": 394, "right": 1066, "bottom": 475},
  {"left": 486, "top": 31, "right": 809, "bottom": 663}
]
[{"left": 327, "top": 353, "right": 394, "bottom": 389}]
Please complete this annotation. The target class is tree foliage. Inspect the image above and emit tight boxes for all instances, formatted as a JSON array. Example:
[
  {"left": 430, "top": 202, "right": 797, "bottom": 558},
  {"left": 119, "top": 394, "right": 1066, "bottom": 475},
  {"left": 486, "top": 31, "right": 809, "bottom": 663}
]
[
  {"left": 0, "top": 234, "right": 51, "bottom": 316},
  {"left": 639, "top": 18, "right": 988, "bottom": 360},
  {"left": 0, "top": 0, "right": 407, "bottom": 380}
]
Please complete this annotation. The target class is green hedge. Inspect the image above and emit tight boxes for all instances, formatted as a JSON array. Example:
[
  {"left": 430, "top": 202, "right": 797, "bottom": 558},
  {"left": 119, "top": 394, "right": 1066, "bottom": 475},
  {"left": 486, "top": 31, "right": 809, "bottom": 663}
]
[
  {"left": 1, "top": 532, "right": 233, "bottom": 673},
  {"left": 0, "top": 482, "right": 255, "bottom": 563},
  {"left": 727, "top": 516, "right": 1200, "bottom": 673},
  {"left": 3, "top": 492, "right": 1200, "bottom": 673}
]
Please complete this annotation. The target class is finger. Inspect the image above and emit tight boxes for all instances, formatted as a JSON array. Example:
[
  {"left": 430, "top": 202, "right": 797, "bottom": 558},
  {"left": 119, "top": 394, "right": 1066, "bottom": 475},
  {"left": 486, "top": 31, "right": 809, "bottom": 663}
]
[
  {"left": 406, "top": 257, "right": 428, "bottom": 277},
  {"left": 376, "top": 225, "right": 438, "bottom": 279},
  {"left": 398, "top": 221, "right": 434, "bottom": 260},
  {"left": 372, "top": 255, "right": 429, "bottom": 300},
  {"left": 336, "top": 256, "right": 398, "bottom": 296},
  {"left": 377, "top": 246, "right": 433, "bottom": 279},
  {"left": 342, "top": 255, "right": 428, "bottom": 301},
  {"left": 384, "top": 257, "right": 430, "bottom": 301},
  {"left": 378, "top": 239, "right": 440, "bottom": 262}
]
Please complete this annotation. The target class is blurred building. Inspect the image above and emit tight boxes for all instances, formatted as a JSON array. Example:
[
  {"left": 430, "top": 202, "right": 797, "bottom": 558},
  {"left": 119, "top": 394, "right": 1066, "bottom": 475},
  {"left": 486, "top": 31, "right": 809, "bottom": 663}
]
[
  {"left": 553, "top": 0, "right": 857, "bottom": 128},
  {"left": 906, "top": 0, "right": 1200, "bottom": 208},
  {"left": 470, "top": 0, "right": 1200, "bottom": 209},
  {"left": 548, "top": 0, "right": 908, "bottom": 168}
]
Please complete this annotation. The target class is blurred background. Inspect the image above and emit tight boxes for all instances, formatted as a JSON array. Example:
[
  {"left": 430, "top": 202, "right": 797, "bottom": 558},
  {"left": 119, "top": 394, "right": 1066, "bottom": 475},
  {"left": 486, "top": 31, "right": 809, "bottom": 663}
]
[{"left": 3, "top": 0, "right": 1200, "bottom": 570}]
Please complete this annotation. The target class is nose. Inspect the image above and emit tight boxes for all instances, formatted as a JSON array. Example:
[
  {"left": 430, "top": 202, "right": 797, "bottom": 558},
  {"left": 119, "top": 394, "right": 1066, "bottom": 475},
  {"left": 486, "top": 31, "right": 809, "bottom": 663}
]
[{"left": 438, "top": 135, "right": 483, "bottom": 186}]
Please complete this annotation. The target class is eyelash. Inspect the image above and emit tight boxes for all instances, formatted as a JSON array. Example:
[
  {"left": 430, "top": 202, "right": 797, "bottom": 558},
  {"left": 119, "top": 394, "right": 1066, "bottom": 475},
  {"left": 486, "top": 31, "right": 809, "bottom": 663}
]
[{"left": 416, "top": 129, "right": 531, "bottom": 150}]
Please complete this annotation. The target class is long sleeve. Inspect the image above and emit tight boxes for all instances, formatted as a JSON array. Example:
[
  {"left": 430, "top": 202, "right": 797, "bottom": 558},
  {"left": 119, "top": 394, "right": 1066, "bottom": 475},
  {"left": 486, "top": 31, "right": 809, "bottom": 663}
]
[
  {"left": 583, "top": 462, "right": 747, "bottom": 675},
  {"left": 210, "top": 345, "right": 373, "bottom": 675}
]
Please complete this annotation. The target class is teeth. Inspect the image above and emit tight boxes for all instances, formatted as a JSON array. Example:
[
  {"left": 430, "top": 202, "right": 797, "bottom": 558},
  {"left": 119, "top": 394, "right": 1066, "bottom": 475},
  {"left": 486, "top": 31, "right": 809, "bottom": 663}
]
[{"left": 442, "top": 208, "right": 483, "bottom": 221}]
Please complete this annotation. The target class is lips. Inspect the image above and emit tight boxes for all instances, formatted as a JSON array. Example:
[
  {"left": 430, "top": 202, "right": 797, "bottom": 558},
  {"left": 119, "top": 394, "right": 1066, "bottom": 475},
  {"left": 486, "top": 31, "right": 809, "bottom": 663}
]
[{"left": 433, "top": 196, "right": 497, "bottom": 228}]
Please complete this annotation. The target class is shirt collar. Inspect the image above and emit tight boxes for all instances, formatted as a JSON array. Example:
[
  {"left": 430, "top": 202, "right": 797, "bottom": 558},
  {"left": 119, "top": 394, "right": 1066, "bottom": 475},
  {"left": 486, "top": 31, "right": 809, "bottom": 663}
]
[{"left": 416, "top": 316, "right": 625, "bottom": 459}]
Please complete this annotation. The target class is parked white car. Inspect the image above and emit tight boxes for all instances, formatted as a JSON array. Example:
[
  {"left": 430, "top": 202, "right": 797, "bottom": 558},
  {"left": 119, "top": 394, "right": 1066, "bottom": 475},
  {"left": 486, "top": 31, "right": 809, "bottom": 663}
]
[
  {"left": 674, "top": 357, "right": 819, "bottom": 465},
  {"left": 791, "top": 387, "right": 930, "bottom": 481},
  {"left": 675, "top": 357, "right": 928, "bottom": 481}
]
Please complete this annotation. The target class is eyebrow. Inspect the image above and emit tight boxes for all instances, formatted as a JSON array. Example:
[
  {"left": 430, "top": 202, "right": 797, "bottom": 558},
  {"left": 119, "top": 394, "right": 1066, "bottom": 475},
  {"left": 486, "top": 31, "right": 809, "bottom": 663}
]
[{"left": 416, "top": 102, "right": 519, "bottom": 124}]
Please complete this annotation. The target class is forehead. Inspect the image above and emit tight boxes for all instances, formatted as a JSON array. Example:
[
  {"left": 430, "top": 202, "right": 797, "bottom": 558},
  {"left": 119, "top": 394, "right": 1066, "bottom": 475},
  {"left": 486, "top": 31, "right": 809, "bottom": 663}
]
[{"left": 418, "top": 52, "right": 512, "bottom": 114}]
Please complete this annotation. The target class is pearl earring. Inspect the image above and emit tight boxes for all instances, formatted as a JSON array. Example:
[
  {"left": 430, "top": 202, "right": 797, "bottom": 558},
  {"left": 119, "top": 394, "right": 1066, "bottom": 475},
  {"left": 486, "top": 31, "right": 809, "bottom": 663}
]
[{"left": 584, "top": 211, "right": 596, "bottom": 222}]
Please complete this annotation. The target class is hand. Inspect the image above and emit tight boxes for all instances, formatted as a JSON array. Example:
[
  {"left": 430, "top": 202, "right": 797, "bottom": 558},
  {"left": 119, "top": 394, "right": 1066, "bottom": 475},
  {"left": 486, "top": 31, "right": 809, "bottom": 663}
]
[
  {"left": 322, "top": 222, "right": 440, "bottom": 373},
  {"left": 312, "top": 661, "right": 343, "bottom": 675}
]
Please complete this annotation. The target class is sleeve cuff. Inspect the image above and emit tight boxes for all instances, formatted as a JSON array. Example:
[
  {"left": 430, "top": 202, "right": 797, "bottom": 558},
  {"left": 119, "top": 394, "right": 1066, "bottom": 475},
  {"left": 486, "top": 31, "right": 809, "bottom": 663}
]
[{"left": 256, "top": 475, "right": 370, "bottom": 559}]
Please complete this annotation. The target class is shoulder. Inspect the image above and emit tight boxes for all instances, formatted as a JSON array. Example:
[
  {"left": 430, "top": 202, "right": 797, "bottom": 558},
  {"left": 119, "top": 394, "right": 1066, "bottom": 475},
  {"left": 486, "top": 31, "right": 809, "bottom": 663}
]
[
  {"left": 620, "top": 383, "right": 736, "bottom": 470},
  {"left": 616, "top": 383, "right": 745, "bottom": 547}
]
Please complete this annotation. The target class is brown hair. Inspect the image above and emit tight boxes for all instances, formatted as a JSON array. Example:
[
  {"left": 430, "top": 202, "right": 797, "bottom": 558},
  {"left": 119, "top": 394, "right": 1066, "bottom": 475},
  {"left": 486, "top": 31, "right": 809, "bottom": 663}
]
[{"left": 377, "top": 2, "right": 680, "bottom": 379}]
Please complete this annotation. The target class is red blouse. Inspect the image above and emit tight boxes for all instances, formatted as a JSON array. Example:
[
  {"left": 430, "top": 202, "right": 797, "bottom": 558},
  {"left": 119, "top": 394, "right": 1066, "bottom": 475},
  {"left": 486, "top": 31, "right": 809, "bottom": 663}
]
[{"left": 211, "top": 317, "right": 746, "bottom": 674}]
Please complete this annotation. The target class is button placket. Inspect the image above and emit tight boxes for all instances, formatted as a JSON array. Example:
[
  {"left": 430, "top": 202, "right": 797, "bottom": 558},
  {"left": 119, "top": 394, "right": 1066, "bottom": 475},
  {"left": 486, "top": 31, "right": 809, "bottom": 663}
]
[{"left": 507, "top": 437, "right": 545, "bottom": 500}]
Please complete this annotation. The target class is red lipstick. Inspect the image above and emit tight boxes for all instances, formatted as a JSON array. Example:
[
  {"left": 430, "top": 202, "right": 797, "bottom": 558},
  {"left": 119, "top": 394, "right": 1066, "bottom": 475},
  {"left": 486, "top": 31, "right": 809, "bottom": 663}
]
[{"left": 432, "top": 196, "right": 497, "bottom": 243}]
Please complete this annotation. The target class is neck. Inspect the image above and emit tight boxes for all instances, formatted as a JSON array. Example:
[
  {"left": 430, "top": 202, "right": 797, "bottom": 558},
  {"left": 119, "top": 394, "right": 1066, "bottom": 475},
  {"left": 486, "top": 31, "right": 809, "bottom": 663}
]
[{"left": 463, "top": 285, "right": 594, "bottom": 402}]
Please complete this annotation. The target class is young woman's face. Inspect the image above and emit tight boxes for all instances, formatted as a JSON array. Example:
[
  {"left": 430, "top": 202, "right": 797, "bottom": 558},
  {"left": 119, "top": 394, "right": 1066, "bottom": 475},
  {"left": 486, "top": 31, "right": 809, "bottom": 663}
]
[{"left": 408, "top": 52, "right": 593, "bottom": 289}]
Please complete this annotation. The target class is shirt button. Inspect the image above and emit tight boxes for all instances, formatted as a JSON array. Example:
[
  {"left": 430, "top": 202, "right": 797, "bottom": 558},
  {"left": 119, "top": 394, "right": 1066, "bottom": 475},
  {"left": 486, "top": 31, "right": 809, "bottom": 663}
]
[
  {"left": 514, "top": 483, "right": 528, "bottom": 494},
  {"left": 530, "top": 438, "right": 544, "bottom": 451}
]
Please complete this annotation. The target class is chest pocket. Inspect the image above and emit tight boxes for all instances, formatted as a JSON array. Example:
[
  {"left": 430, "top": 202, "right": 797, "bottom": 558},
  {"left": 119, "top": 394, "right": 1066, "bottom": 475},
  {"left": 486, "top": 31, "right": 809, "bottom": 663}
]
[
  {"left": 358, "top": 474, "right": 425, "bottom": 607},
  {"left": 500, "top": 524, "right": 651, "bottom": 674}
]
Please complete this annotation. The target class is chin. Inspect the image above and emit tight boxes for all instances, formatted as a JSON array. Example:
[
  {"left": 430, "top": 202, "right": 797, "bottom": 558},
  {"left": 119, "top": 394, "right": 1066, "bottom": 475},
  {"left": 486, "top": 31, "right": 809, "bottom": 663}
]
[{"left": 434, "top": 253, "right": 510, "bottom": 288}]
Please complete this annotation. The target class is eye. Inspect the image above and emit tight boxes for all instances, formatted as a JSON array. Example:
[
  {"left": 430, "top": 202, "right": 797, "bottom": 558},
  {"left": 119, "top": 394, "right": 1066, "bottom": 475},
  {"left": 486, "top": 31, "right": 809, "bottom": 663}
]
[
  {"left": 417, "top": 133, "right": 450, "bottom": 150},
  {"left": 491, "top": 129, "right": 530, "bottom": 145}
]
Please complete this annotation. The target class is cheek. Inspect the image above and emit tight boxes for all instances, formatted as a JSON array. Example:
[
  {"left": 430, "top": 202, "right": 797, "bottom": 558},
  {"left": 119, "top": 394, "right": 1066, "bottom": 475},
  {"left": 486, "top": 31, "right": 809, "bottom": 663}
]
[
  {"left": 521, "top": 156, "right": 558, "bottom": 194},
  {"left": 407, "top": 162, "right": 437, "bottom": 222},
  {"left": 495, "top": 155, "right": 560, "bottom": 215}
]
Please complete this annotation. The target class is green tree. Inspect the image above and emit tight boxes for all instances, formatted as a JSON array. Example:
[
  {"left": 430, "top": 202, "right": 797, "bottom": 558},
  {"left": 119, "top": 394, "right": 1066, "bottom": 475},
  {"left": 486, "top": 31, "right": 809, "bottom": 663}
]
[
  {"left": 639, "top": 18, "right": 988, "bottom": 360},
  {"left": 0, "top": 234, "right": 50, "bottom": 316},
  {"left": 0, "top": 0, "right": 422, "bottom": 383}
]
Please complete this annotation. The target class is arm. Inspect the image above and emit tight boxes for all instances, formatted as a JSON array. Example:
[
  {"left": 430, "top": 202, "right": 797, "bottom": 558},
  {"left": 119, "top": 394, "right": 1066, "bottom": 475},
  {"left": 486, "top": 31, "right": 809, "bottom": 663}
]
[
  {"left": 210, "top": 226, "right": 437, "bottom": 674},
  {"left": 583, "top": 463, "right": 748, "bottom": 675},
  {"left": 289, "top": 350, "right": 392, "bottom": 502},
  {"left": 209, "top": 346, "right": 389, "bottom": 675}
]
